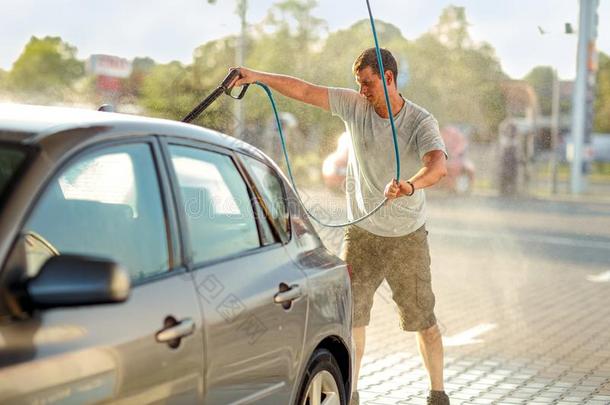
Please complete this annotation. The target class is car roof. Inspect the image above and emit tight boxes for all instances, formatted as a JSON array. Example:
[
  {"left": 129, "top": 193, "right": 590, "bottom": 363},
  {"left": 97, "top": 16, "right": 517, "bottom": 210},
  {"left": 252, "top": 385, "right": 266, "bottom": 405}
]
[
  {"left": 0, "top": 103, "right": 290, "bottom": 192},
  {"left": 0, "top": 103, "right": 263, "bottom": 158}
]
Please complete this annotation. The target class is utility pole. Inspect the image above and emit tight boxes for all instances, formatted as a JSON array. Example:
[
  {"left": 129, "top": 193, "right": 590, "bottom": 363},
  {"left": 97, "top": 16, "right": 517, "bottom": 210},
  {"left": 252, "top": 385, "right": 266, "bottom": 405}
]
[
  {"left": 235, "top": 0, "right": 247, "bottom": 140},
  {"left": 570, "top": 0, "right": 599, "bottom": 194},
  {"left": 537, "top": 26, "right": 574, "bottom": 194},
  {"left": 550, "top": 68, "right": 560, "bottom": 194}
]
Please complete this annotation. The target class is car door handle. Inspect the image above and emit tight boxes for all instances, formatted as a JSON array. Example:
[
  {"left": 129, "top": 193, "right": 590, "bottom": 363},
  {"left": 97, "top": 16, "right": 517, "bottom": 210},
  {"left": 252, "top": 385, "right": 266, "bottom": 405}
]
[
  {"left": 274, "top": 284, "right": 302, "bottom": 304},
  {"left": 156, "top": 317, "right": 195, "bottom": 344}
]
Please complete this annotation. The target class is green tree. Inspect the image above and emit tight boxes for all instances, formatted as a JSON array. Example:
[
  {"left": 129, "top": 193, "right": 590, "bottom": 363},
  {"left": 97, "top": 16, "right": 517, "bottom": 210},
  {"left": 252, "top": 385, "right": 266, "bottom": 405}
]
[
  {"left": 523, "top": 66, "right": 554, "bottom": 116},
  {"left": 242, "top": 0, "right": 328, "bottom": 150},
  {"left": 139, "top": 2, "right": 508, "bottom": 148},
  {"left": 263, "top": 0, "right": 326, "bottom": 70},
  {"left": 191, "top": 36, "right": 243, "bottom": 133},
  {"left": 0, "top": 69, "right": 7, "bottom": 94},
  {"left": 122, "top": 57, "right": 156, "bottom": 101},
  {"left": 139, "top": 61, "right": 198, "bottom": 121},
  {"left": 317, "top": 19, "right": 407, "bottom": 88},
  {"left": 430, "top": 5, "right": 472, "bottom": 50},
  {"left": 406, "top": 6, "right": 507, "bottom": 139},
  {"left": 594, "top": 52, "right": 610, "bottom": 133},
  {"left": 8, "top": 36, "right": 84, "bottom": 100}
]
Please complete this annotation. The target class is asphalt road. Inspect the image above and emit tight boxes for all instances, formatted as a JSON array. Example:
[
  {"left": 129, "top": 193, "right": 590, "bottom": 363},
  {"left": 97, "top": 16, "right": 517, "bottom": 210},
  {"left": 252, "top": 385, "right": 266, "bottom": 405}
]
[{"left": 426, "top": 194, "right": 610, "bottom": 270}]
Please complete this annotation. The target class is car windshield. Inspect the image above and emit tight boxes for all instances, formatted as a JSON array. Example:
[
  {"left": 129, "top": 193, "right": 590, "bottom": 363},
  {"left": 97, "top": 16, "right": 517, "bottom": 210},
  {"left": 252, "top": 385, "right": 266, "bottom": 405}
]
[{"left": 0, "top": 143, "right": 27, "bottom": 201}]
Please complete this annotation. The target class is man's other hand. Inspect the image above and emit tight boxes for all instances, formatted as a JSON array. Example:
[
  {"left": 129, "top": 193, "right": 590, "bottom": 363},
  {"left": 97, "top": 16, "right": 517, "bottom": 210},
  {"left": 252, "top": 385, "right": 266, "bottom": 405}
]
[{"left": 384, "top": 179, "right": 401, "bottom": 200}]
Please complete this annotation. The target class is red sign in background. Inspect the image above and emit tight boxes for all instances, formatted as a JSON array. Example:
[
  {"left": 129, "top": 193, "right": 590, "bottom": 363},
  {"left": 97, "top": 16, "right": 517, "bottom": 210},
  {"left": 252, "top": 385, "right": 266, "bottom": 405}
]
[{"left": 97, "top": 75, "right": 122, "bottom": 92}]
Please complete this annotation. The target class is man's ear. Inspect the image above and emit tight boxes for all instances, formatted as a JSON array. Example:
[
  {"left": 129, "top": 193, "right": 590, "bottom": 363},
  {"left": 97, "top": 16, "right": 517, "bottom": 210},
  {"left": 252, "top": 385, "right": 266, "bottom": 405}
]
[{"left": 385, "top": 71, "right": 395, "bottom": 87}]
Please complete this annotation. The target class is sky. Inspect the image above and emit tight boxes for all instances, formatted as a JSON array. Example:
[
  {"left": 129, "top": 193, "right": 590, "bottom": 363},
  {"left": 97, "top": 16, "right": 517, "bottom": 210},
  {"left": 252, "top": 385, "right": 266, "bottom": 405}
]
[{"left": 1, "top": 0, "right": 609, "bottom": 80}]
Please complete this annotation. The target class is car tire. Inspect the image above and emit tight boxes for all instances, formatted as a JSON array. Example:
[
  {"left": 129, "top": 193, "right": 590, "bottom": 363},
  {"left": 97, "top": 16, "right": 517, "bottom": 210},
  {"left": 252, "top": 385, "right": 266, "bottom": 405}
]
[{"left": 296, "top": 348, "right": 347, "bottom": 405}]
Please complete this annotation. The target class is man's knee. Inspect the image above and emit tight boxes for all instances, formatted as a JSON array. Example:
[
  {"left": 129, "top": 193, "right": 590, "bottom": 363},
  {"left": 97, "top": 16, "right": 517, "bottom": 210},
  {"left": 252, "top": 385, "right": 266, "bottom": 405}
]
[{"left": 417, "top": 324, "right": 442, "bottom": 344}]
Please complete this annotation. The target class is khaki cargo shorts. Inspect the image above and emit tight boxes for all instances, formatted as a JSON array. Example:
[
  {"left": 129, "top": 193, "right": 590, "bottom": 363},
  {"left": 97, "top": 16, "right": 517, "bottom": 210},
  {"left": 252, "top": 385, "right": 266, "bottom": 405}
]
[{"left": 341, "top": 224, "right": 437, "bottom": 331}]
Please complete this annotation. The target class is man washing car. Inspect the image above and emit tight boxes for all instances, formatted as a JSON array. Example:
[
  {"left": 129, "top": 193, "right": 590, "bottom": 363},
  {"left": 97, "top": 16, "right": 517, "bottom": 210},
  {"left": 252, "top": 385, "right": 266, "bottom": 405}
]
[{"left": 231, "top": 47, "right": 450, "bottom": 405}]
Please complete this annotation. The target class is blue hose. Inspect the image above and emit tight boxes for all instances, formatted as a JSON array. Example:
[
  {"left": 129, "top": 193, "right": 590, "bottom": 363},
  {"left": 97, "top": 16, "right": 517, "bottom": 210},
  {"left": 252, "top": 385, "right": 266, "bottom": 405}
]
[
  {"left": 256, "top": 0, "right": 401, "bottom": 228},
  {"left": 365, "top": 0, "right": 400, "bottom": 179}
]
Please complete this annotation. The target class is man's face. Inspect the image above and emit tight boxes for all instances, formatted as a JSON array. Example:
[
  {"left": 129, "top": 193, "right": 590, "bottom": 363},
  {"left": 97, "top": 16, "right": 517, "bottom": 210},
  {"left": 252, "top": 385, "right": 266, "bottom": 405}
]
[{"left": 355, "top": 66, "right": 392, "bottom": 108}]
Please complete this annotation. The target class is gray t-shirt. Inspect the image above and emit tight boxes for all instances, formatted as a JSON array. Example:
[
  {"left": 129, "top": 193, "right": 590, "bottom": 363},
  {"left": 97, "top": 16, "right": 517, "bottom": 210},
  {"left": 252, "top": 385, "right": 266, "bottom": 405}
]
[{"left": 328, "top": 87, "right": 446, "bottom": 237}]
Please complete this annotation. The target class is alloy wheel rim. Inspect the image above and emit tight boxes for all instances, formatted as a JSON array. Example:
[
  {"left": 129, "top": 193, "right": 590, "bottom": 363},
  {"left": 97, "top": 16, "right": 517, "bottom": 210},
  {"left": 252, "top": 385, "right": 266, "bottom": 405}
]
[{"left": 302, "top": 370, "right": 341, "bottom": 405}]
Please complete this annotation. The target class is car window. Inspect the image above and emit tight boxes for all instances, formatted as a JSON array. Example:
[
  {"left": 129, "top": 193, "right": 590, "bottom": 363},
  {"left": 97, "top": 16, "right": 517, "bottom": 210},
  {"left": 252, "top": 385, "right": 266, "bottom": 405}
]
[
  {"left": 169, "top": 145, "right": 260, "bottom": 264},
  {"left": 253, "top": 196, "right": 276, "bottom": 246},
  {"left": 23, "top": 143, "right": 170, "bottom": 282},
  {"left": 0, "top": 144, "right": 27, "bottom": 201},
  {"left": 240, "top": 154, "right": 290, "bottom": 242}
]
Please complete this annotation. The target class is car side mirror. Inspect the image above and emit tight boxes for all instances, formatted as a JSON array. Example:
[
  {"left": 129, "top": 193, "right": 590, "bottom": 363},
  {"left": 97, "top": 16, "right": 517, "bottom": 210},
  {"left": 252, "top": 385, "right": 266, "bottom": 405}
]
[{"left": 27, "top": 255, "right": 131, "bottom": 309}]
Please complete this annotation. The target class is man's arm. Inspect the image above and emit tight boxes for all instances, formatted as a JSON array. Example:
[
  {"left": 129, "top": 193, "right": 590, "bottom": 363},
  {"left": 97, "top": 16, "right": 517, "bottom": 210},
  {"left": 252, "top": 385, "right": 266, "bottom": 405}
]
[
  {"left": 384, "top": 150, "right": 447, "bottom": 199},
  {"left": 231, "top": 67, "right": 330, "bottom": 111}
]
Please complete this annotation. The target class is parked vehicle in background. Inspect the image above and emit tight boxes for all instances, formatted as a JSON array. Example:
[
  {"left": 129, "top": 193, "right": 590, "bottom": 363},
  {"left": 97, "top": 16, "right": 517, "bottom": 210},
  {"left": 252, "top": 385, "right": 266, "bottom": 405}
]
[
  {"left": 322, "top": 132, "right": 350, "bottom": 191},
  {"left": 0, "top": 104, "right": 353, "bottom": 405},
  {"left": 591, "top": 133, "right": 610, "bottom": 163},
  {"left": 438, "top": 126, "right": 476, "bottom": 194},
  {"left": 561, "top": 133, "right": 610, "bottom": 175},
  {"left": 322, "top": 127, "right": 475, "bottom": 194}
]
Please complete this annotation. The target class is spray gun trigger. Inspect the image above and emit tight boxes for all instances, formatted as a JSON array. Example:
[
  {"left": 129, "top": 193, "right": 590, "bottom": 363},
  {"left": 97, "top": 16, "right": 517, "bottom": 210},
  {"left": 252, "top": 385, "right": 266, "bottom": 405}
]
[{"left": 226, "top": 84, "right": 249, "bottom": 99}]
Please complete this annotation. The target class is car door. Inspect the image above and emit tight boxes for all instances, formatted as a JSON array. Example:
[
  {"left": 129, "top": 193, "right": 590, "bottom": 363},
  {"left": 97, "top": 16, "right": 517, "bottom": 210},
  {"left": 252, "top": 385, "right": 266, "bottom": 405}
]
[
  {"left": 163, "top": 140, "right": 308, "bottom": 404},
  {"left": 0, "top": 140, "right": 205, "bottom": 404}
]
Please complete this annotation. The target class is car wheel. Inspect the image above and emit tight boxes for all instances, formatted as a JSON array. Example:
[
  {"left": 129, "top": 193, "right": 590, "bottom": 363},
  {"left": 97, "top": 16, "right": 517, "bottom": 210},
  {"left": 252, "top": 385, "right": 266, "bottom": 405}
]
[
  {"left": 455, "top": 172, "right": 472, "bottom": 195},
  {"left": 296, "top": 348, "right": 346, "bottom": 405}
]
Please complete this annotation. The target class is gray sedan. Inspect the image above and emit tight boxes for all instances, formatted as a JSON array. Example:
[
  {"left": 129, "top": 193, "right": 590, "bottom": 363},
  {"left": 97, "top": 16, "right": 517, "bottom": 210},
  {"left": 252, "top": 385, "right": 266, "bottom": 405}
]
[{"left": 0, "top": 104, "right": 353, "bottom": 405}]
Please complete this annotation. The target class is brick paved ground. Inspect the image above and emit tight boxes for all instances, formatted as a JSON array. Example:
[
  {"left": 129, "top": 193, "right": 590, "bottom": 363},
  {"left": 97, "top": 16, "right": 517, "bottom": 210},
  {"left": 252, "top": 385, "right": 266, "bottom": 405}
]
[{"left": 313, "top": 194, "right": 610, "bottom": 405}]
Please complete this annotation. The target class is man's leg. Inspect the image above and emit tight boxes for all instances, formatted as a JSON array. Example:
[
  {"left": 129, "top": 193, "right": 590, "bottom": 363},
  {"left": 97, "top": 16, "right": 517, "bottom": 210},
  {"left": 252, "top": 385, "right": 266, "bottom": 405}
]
[
  {"left": 416, "top": 323, "right": 444, "bottom": 391},
  {"left": 353, "top": 326, "right": 366, "bottom": 390},
  {"left": 341, "top": 226, "right": 385, "bottom": 405},
  {"left": 384, "top": 225, "right": 449, "bottom": 403}
]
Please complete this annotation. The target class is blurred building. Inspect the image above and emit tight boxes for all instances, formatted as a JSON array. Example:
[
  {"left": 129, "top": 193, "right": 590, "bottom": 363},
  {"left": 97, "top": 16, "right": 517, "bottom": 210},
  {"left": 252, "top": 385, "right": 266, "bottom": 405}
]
[{"left": 86, "top": 55, "right": 132, "bottom": 104}]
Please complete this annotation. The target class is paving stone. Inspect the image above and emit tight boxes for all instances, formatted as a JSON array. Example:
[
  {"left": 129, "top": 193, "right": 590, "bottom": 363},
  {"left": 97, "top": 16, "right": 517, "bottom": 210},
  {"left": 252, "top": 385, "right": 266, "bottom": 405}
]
[
  {"left": 468, "top": 382, "right": 494, "bottom": 390},
  {"left": 533, "top": 391, "right": 563, "bottom": 400},
  {"left": 364, "top": 397, "right": 401, "bottom": 404},
  {"left": 469, "top": 399, "right": 495, "bottom": 404},
  {"left": 496, "top": 383, "right": 520, "bottom": 390},
  {"left": 563, "top": 396, "right": 590, "bottom": 401},
  {"left": 513, "top": 387, "right": 543, "bottom": 395},
  {"left": 457, "top": 388, "right": 486, "bottom": 397},
  {"left": 527, "top": 399, "right": 556, "bottom": 404},
  {"left": 363, "top": 384, "right": 403, "bottom": 394},
  {"left": 385, "top": 388, "right": 424, "bottom": 398},
  {"left": 358, "top": 391, "right": 380, "bottom": 402},
  {"left": 446, "top": 378, "right": 472, "bottom": 386},
  {"left": 480, "top": 393, "right": 505, "bottom": 399},
  {"left": 568, "top": 387, "right": 597, "bottom": 396},
  {"left": 450, "top": 391, "right": 475, "bottom": 400},
  {"left": 444, "top": 383, "right": 462, "bottom": 391},
  {"left": 544, "top": 385, "right": 571, "bottom": 393},
  {"left": 498, "top": 398, "right": 527, "bottom": 404},
  {"left": 477, "top": 377, "right": 504, "bottom": 384}
]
